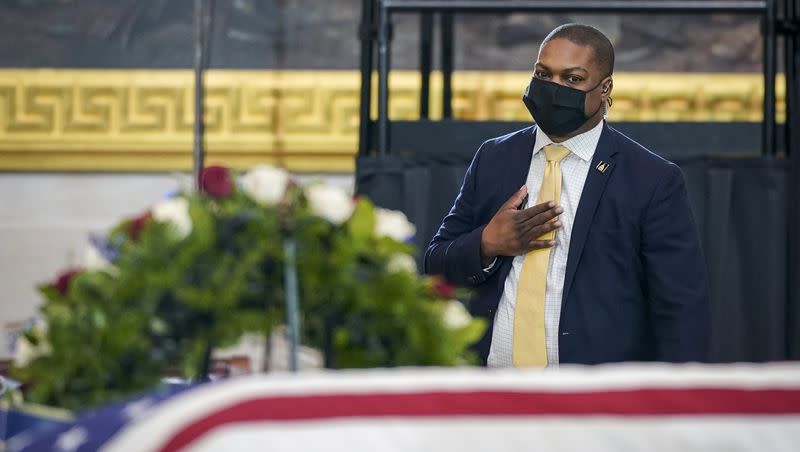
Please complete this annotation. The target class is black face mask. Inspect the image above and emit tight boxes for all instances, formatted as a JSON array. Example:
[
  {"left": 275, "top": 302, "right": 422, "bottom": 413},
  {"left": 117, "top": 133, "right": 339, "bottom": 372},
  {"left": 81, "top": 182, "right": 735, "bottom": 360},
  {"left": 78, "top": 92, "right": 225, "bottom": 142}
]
[{"left": 522, "top": 77, "right": 605, "bottom": 137}]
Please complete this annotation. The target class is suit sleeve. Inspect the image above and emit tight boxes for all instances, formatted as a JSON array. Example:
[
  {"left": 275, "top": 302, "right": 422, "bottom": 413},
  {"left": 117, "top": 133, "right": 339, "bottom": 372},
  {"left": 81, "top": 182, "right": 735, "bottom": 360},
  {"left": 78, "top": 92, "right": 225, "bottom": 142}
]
[
  {"left": 424, "top": 143, "right": 498, "bottom": 287},
  {"left": 641, "top": 164, "right": 711, "bottom": 362}
]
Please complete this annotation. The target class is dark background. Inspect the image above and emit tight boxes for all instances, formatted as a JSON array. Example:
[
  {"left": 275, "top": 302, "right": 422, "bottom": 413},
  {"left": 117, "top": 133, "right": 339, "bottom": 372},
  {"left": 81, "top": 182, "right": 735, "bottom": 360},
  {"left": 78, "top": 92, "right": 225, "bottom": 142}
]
[{"left": 0, "top": 0, "right": 762, "bottom": 71}]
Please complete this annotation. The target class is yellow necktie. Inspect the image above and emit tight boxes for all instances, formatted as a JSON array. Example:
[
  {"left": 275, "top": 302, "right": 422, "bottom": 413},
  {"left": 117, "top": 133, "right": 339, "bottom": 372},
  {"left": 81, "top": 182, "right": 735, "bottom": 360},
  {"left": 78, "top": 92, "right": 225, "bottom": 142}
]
[{"left": 512, "top": 144, "right": 571, "bottom": 367}]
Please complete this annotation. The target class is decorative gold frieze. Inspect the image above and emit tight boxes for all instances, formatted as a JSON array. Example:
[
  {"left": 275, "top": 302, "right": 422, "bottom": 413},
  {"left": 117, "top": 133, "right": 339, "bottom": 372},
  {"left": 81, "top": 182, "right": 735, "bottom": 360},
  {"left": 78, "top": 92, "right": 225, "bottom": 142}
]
[{"left": 0, "top": 70, "right": 785, "bottom": 172}]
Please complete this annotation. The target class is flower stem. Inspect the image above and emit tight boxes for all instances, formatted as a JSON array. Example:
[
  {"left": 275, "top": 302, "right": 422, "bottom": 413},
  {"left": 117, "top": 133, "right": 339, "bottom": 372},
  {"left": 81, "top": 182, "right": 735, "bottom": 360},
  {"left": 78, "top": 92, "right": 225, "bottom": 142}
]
[{"left": 283, "top": 238, "right": 300, "bottom": 372}]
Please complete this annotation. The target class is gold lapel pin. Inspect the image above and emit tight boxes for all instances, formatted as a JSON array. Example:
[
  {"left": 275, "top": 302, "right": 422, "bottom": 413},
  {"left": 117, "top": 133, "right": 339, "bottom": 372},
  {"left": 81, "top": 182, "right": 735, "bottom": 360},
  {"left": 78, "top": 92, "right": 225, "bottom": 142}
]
[{"left": 596, "top": 161, "right": 610, "bottom": 173}]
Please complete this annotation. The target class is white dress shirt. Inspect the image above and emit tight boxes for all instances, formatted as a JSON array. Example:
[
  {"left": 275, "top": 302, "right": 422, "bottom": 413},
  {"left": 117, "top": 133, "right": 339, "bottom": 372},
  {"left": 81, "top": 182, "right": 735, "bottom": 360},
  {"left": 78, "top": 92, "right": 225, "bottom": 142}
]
[{"left": 487, "top": 120, "right": 604, "bottom": 367}]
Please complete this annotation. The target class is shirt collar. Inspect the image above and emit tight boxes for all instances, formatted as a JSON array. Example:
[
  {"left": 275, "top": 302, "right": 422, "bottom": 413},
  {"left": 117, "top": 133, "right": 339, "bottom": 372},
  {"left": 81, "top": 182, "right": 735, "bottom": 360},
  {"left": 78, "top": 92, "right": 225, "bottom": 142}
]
[{"left": 533, "top": 119, "right": 605, "bottom": 162}]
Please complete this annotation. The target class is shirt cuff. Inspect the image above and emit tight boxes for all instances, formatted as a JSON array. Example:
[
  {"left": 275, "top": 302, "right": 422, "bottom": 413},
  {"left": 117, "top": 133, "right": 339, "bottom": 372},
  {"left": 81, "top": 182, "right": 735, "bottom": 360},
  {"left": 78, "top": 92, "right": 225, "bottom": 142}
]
[{"left": 482, "top": 257, "right": 498, "bottom": 273}]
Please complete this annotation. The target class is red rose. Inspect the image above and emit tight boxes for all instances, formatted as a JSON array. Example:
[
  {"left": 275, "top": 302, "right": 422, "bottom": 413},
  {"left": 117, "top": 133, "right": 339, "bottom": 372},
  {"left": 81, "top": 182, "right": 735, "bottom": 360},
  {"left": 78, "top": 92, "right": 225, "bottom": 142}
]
[
  {"left": 432, "top": 276, "right": 456, "bottom": 299},
  {"left": 129, "top": 211, "right": 152, "bottom": 241},
  {"left": 53, "top": 268, "right": 81, "bottom": 297},
  {"left": 200, "top": 166, "right": 234, "bottom": 198}
]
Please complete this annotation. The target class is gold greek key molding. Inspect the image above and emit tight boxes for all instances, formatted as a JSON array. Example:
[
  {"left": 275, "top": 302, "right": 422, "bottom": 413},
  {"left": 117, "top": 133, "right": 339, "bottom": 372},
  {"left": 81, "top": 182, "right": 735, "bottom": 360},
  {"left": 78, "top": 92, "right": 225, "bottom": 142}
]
[{"left": 0, "top": 70, "right": 785, "bottom": 172}]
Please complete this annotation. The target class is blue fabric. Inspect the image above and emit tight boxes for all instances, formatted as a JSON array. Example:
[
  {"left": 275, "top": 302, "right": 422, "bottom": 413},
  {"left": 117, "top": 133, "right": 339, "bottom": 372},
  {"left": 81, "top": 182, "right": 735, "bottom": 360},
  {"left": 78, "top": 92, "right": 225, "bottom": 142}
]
[
  {"left": 1, "top": 408, "right": 70, "bottom": 444},
  {"left": 8, "top": 383, "right": 194, "bottom": 452},
  {"left": 424, "top": 123, "right": 710, "bottom": 364}
]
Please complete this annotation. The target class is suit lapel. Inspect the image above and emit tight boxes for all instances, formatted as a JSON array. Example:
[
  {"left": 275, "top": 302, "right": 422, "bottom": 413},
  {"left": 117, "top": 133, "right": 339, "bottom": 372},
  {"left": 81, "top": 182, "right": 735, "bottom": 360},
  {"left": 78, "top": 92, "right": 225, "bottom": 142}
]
[
  {"left": 561, "top": 123, "right": 620, "bottom": 305},
  {"left": 504, "top": 125, "right": 538, "bottom": 198},
  {"left": 493, "top": 126, "right": 537, "bottom": 292}
]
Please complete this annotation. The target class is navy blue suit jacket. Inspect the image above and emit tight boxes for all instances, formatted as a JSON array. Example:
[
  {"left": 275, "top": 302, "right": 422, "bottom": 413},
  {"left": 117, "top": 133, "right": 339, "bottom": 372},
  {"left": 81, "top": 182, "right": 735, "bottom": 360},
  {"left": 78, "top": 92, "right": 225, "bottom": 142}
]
[{"left": 424, "top": 123, "right": 710, "bottom": 365}]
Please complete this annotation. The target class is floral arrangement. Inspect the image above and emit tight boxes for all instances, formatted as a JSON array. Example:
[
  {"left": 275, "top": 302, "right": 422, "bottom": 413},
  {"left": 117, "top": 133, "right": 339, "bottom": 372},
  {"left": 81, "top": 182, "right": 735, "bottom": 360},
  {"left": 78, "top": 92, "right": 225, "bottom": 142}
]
[{"left": 11, "top": 165, "right": 485, "bottom": 411}]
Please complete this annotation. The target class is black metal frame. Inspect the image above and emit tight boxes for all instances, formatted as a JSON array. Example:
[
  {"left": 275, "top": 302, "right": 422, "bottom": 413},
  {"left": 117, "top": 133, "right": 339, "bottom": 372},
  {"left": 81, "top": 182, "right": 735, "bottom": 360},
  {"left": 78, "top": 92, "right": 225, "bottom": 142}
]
[
  {"left": 193, "top": 0, "right": 207, "bottom": 191},
  {"left": 358, "top": 0, "right": 377, "bottom": 157},
  {"left": 358, "top": 0, "right": 784, "bottom": 158},
  {"left": 779, "top": 0, "right": 800, "bottom": 358}
]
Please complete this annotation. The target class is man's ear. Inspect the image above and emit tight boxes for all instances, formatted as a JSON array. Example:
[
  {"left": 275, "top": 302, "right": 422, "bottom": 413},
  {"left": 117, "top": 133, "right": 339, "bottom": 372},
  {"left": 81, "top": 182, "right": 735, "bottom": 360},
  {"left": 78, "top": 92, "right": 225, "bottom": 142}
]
[{"left": 601, "top": 78, "right": 613, "bottom": 98}]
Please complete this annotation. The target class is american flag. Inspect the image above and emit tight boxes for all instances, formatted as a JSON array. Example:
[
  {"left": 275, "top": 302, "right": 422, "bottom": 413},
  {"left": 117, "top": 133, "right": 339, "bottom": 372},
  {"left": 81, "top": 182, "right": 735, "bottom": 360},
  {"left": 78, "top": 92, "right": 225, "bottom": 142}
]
[
  {"left": 7, "top": 363, "right": 800, "bottom": 452},
  {"left": 7, "top": 384, "right": 192, "bottom": 452}
]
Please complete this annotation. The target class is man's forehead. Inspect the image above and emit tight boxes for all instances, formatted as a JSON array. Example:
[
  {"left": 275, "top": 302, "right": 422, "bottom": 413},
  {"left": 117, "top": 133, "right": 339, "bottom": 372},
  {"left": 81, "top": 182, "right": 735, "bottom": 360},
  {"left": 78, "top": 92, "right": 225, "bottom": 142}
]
[{"left": 537, "top": 38, "right": 599, "bottom": 72}]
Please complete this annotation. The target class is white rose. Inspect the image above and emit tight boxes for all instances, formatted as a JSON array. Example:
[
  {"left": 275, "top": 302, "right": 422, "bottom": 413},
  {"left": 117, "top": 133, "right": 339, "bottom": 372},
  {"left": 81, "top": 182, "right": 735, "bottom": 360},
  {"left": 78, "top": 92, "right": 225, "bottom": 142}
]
[
  {"left": 14, "top": 320, "right": 51, "bottom": 368},
  {"left": 84, "top": 244, "right": 113, "bottom": 272},
  {"left": 306, "top": 184, "right": 355, "bottom": 225},
  {"left": 442, "top": 300, "right": 472, "bottom": 330},
  {"left": 386, "top": 253, "right": 417, "bottom": 274},
  {"left": 375, "top": 208, "right": 416, "bottom": 242},
  {"left": 152, "top": 197, "right": 192, "bottom": 239},
  {"left": 240, "top": 165, "right": 290, "bottom": 206}
]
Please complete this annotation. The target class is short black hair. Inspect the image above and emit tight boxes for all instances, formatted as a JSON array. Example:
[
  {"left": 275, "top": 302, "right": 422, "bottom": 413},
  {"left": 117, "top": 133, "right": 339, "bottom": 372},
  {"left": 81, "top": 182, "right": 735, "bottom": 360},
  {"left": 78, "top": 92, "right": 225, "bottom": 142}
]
[{"left": 542, "top": 23, "right": 615, "bottom": 77}]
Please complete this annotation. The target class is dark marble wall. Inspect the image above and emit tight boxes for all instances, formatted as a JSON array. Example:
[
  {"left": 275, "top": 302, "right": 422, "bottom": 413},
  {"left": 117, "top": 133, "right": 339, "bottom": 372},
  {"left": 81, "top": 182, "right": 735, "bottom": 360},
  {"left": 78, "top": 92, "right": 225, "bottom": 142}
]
[{"left": 0, "top": 0, "right": 762, "bottom": 72}]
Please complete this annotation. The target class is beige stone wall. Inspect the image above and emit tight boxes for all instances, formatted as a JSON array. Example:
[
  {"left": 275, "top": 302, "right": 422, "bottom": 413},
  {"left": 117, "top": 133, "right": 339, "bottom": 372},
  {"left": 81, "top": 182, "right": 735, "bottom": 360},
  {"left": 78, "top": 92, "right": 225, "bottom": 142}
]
[{"left": 0, "top": 174, "right": 177, "bottom": 357}]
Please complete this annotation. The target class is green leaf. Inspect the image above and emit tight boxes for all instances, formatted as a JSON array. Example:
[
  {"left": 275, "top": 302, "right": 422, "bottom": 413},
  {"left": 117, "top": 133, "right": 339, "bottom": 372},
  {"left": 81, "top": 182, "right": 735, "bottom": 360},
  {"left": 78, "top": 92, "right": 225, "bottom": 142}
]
[
  {"left": 37, "top": 284, "right": 60, "bottom": 303},
  {"left": 346, "top": 198, "right": 375, "bottom": 247}
]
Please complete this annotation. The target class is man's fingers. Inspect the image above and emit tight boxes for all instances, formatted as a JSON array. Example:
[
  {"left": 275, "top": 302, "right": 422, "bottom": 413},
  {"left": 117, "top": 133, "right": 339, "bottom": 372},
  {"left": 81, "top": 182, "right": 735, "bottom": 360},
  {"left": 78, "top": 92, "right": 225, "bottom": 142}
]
[
  {"left": 502, "top": 185, "right": 528, "bottom": 210},
  {"left": 521, "top": 221, "right": 562, "bottom": 243},
  {"left": 525, "top": 239, "right": 557, "bottom": 252},
  {"left": 515, "top": 201, "right": 558, "bottom": 222},
  {"left": 517, "top": 205, "right": 562, "bottom": 232},
  {"left": 515, "top": 204, "right": 562, "bottom": 231}
]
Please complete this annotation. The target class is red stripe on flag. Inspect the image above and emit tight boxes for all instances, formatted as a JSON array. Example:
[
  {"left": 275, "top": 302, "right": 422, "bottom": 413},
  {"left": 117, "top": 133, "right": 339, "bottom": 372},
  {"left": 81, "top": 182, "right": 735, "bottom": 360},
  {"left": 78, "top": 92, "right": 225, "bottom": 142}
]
[{"left": 158, "top": 388, "right": 800, "bottom": 452}]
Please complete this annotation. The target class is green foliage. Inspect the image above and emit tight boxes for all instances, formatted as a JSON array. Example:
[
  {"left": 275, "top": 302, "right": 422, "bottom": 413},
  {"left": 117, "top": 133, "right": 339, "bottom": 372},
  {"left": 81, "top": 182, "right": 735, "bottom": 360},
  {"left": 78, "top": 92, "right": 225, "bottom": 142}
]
[{"left": 13, "top": 172, "right": 485, "bottom": 411}]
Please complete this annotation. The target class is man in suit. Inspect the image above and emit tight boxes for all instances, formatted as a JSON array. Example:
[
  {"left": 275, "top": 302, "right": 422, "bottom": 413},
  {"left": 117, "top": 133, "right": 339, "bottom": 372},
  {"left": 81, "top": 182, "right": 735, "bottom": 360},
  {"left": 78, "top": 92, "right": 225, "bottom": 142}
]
[{"left": 424, "top": 23, "right": 710, "bottom": 367}]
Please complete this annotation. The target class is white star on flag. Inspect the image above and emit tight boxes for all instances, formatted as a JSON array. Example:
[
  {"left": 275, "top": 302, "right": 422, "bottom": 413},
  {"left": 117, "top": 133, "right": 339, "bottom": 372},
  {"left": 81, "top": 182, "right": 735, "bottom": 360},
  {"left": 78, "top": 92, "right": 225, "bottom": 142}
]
[
  {"left": 121, "top": 397, "right": 154, "bottom": 420},
  {"left": 55, "top": 427, "right": 88, "bottom": 452}
]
